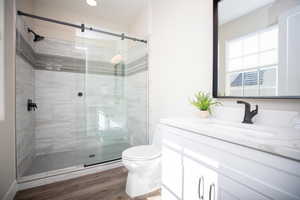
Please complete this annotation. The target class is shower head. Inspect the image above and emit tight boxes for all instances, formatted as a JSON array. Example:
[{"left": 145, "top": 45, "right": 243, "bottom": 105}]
[
  {"left": 27, "top": 28, "right": 45, "bottom": 42},
  {"left": 33, "top": 34, "right": 45, "bottom": 42},
  {"left": 33, "top": 35, "right": 45, "bottom": 42}
]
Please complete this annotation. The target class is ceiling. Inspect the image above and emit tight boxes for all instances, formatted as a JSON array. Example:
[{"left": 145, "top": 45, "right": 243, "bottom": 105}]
[
  {"left": 30, "top": 0, "right": 148, "bottom": 27},
  {"left": 219, "top": 0, "right": 276, "bottom": 25}
]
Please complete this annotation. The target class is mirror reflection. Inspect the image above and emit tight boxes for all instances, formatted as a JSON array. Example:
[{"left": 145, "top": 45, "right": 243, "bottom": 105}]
[{"left": 218, "top": 0, "right": 300, "bottom": 97}]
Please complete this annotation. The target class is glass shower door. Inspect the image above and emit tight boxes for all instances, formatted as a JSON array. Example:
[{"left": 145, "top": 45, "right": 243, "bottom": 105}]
[
  {"left": 77, "top": 31, "right": 149, "bottom": 166},
  {"left": 76, "top": 33, "right": 128, "bottom": 166}
]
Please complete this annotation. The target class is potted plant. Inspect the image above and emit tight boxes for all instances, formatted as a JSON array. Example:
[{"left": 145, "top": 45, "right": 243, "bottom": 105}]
[{"left": 190, "top": 92, "right": 221, "bottom": 118}]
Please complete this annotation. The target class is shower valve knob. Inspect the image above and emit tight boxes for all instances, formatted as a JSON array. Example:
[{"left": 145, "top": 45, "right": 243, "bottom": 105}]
[{"left": 27, "top": 99, "right": 38, "bottom": 111}]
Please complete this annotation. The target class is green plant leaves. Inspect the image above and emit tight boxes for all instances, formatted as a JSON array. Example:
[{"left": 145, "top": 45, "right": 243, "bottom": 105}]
[{"left": 190, "top": 92, "right": 221, "bottom": 113}]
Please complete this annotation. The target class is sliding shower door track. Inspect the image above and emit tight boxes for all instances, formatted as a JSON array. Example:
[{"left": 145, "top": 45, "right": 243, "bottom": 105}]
[
  {"left": 17, "top": 11, "right": 147, "bottom": 43},
  {"left": 84, "top": 158, "right": 121, "bottom": 168}
]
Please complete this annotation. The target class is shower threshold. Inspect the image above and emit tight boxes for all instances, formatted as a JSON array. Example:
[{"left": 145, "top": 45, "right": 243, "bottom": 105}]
[{"left": 17, "top": 158, "right": 123, "bottom": 189}]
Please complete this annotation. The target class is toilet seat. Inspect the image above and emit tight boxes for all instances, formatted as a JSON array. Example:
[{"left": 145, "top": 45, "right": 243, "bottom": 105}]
[{"left": 122, "top": 145, "right": 161, "bottom": 161}]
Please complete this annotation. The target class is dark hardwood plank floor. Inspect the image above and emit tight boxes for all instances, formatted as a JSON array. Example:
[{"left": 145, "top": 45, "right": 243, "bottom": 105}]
[{"left": 14, "top": 167, "right": 161, "bottom": 200}]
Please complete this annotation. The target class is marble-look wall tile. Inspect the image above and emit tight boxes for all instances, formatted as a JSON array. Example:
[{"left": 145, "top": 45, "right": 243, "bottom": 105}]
[
  {"left": 35, "top": 70, "right": 83, "bottom": 155},
  {"left": 85, "top": 73, "right": 127, "bottom": 129},
  {"left": 34, "top": 70, "right": 130, "bottom": 155},
  {"left": 16, "top": 55, "right": 35, "bottom": 177},
  {"left": 126, "top": 71, "right": 148, "bottom": 146},
  {"left": 16, "top": 29, "right": 148, "bottom": 76},
  {"left": 17, "top": 64, "right": 148, "bottom": 163}
]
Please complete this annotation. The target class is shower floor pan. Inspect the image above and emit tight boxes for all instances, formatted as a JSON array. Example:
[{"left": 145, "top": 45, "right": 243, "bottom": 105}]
[{"left": 20, "top": 142, "right": 130, "bottom": 178}]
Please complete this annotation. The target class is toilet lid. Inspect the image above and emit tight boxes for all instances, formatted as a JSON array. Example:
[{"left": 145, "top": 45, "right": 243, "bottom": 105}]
[{"left": 122, "top": 145, "right": 161, "bottom": 161}]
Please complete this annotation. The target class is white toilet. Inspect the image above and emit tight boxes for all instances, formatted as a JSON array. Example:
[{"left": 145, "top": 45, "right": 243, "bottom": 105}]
[{"left": 122, "top": 129, "right": 161, "bottom": 198}]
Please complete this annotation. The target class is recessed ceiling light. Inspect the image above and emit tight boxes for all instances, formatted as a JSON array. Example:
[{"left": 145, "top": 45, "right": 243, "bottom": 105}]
[{"left": 86, "top": 0, "right": 97, "bottom": 6}]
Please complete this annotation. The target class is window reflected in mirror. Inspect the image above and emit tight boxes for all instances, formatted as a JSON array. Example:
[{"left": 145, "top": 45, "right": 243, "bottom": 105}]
[{"left": 217, "top": 0, "right": 300, "bottom": 98}]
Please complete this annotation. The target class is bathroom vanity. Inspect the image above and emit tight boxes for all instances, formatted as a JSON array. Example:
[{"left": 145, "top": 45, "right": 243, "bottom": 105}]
[{"left": 159, "top": 118, "right": 300, "bottom": 200}]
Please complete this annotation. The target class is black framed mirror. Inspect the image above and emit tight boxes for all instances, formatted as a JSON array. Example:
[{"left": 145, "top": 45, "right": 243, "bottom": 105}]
[{"left": 213, "top": 0, "right": 300, "bottom": 99}]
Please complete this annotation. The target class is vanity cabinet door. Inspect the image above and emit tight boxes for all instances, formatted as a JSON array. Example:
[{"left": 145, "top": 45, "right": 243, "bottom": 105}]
[
  {"left": 183, "top": 156, "right": 218, "bottom": 200},
  {"left": 183, "top": 157, "right": 270, "bottom": 200},
  {"left": 162, "top": 144, "right": 183, "bottom": 200},
  {"left": 218, "top": 175, "right": 270, "bottom": 200}
]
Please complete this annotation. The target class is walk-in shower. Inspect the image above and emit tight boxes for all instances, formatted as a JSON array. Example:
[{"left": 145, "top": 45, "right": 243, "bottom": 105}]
[{"left": 15, "top": 11, "right": 148, "bottom": 180}]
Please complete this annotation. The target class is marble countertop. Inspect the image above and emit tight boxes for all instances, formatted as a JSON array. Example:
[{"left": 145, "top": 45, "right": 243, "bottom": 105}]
[{"left": 160, "top": 118, "right": 300, "bottom": 161}]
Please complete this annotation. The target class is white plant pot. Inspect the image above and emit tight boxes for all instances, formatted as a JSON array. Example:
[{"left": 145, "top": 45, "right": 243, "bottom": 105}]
[{"left": 199, "top": 110, "right": 210, "bottom": 118}]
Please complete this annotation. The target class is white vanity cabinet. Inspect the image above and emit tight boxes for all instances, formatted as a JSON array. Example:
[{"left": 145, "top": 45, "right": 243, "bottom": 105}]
[{"left": 160, "top": 122, "right": 300, "bottom": 200}]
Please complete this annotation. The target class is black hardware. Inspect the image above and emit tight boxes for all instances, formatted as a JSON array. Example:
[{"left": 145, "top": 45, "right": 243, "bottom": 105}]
[
  {"left": 198, "top": 176, "right": 204, "bottom": 200},
  {"left": 209, "top": 184, "right": 215, "bottom": 200},
  {"left": 17, "top": 11, "right": 147, "bottom": 44},
  {"left": 237, "top": 100, "right": 258, "bottom": 124},
  {"left": 78, "top": 92, "right": 83, "bottom": 97},
  {"left": 27, "top": 99, "right": 38, "bottom": 111},
  {"left": 212, "top": 0, "right": 219, "bottom": 99},
  {"left": 80, "top": 24, "right": 85, "bottom": 32},
  {"left": 88, "top": 154, "right": 95, "bottom": 158},
  {"left": 27, "top": 28, "right": 45, "bottom": 42},
  {"left": 121, "top": 33, "right": 125, "bottom": 40},
  {"left": 84, "top": 158, "right": 121, "bottom": 167}
]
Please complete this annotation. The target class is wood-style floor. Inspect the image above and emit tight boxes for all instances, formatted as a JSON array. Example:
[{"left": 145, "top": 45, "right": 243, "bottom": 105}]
[{"left": 14, "top": 167, "right": 161, "bottom": 200}]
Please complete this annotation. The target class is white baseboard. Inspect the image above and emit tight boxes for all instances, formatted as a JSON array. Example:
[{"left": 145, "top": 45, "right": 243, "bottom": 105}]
[{"left": 2, "top": 180, "right": 17, "bottom": 200}]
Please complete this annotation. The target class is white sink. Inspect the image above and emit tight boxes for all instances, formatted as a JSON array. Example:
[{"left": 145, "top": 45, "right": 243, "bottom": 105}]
[
  {"left": 178, "top": 118, "right": 277, "bottom": 138},
  {"left": 210, "top": 123, "right": 275, "bottom": 138}
]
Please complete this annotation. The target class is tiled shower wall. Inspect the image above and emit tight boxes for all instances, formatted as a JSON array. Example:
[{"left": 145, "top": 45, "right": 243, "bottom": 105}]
[
  {"left": 35, "top": 70, "right": 129, "bottom": 155},
  {"left": 34, "top": 69, "right": 148, "bottom": 155},
  {"left": 34, "top": 70, "right": 86, "bottom": 155},
  {"left": 17, "top": 60, "right": 147, "bottom": 170},
  {"left": 16, "top": 55, "right": 35, "bottom": 176},
  {"left": 127, "top": 71, "right": 148, "bottom": 145}
]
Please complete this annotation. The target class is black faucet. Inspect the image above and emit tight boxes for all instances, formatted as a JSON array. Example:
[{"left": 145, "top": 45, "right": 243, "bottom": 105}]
[
  {"left": 27, "top": 99, "right": 38, "bottom": 111},
  {"left": 237, "top": 100, "right": 258, "bottom": 124}
]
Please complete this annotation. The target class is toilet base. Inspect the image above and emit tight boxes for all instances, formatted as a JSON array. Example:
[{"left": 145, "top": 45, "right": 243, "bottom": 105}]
[{"left": 126, "top": 171, "right": 161, "bottom": 198}]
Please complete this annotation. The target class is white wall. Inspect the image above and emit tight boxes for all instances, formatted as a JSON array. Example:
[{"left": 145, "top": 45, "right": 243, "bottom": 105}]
[
  {"left": 0, "top": 0, "right": 16, "bottom": 198},
  {"left": 148, "top": 0, "right": 213, "bottom": 137},
  {"left": 128, "top": 3, "right": 150, "bottom": 39}
]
